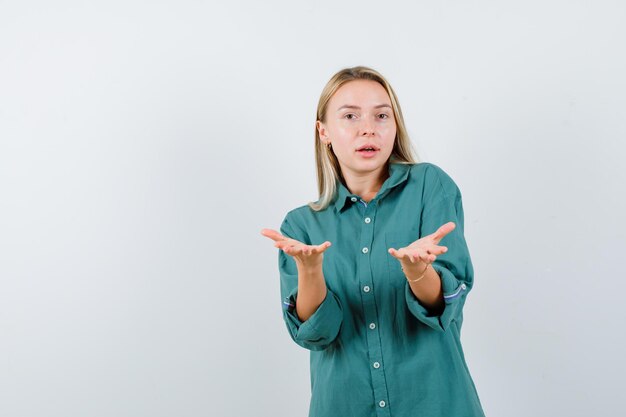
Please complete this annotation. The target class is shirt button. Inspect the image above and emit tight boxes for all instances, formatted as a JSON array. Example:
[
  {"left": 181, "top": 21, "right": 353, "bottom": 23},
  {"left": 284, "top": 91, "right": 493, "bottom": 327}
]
[
  {"left": 461, "top": 283, "right": 467, "bottom": 290},
  {"left": 364, "top": 217, "right": 371, "bottom": 224},
  {"left": 373, "top": 362, "right": 380, "bottom": 369},
  {"left": 379, "top": 400, "right": 386, "bottom": 408},
  {"left": 362, "top": 247, "right": 369, "bottom": 254},
  {"left": 369, "top": 323, "right": 376, "bottom": 329},
  {"left": 363, "top": 286, "right": 370, "bottom": 293},
  {"left": 350, "top": 197, "right": 357, "bottom": 202}
]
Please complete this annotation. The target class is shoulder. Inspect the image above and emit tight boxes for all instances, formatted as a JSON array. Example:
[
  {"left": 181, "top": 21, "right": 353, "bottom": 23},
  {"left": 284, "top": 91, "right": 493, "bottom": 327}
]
[
  {"left": 283, "top": 204, "right": 315, "bottom": 224},
  {"left": 279, "top": 204, "right": 319, "bottom": 240},
  {"left": 406, "top": 162, "right": 462, "bottom": 200},
  {"left": 406, "top": 161, "right": 453, "bottom": 182}
]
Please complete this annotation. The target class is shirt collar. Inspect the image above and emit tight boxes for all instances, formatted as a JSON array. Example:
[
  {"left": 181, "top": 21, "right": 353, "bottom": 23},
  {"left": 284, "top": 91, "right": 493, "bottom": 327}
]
[{"left": 333, "top": 162, "right": 412, "bottom": 213}]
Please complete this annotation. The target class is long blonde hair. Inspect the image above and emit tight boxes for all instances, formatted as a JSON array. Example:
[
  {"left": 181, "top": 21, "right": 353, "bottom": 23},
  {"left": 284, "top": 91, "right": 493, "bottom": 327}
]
[{"left": 309, "top": 66, "right": 418, "bottom": 211}]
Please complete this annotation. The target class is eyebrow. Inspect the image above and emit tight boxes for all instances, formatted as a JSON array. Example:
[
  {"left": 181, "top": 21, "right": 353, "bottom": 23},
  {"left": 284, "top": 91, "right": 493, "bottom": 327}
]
[{"left": 336, "top": 104, "right": 392, "bottom": 111}]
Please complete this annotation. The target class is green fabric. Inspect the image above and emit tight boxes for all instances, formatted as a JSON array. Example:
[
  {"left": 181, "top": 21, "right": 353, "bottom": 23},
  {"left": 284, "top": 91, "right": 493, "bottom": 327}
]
[{"left": 278, "top": 162, "right": 485, "bottom": 417}]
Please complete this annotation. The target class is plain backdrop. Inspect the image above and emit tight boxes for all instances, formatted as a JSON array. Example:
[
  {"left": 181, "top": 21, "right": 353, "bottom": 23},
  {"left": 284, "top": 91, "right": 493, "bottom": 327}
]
[{"left": 1, "top": 1, "right": 625, "bottom": 416}]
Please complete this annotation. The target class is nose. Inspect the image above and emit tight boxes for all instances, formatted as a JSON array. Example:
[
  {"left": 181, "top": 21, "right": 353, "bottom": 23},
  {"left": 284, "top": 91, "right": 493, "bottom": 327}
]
[{"left": 360, "top": 117, "right": 375, "bottom": 136}]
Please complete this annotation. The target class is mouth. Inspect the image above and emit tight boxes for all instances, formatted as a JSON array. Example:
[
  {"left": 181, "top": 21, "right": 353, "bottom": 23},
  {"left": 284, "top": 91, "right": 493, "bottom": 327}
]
[{"left": 356, "top": 144, "right": 380, "bottom": 157}]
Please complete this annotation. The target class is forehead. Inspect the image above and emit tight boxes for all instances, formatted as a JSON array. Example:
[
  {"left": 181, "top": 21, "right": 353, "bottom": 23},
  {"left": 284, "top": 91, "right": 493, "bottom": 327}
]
[{"left": 329, "top": 79, "right": 391, "bottom": 109}]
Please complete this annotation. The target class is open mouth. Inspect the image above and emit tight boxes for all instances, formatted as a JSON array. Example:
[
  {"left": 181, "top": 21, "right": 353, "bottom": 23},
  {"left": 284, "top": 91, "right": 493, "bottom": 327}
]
[{"left": 356, "top": 144, "right": 380, "bottom": 156}]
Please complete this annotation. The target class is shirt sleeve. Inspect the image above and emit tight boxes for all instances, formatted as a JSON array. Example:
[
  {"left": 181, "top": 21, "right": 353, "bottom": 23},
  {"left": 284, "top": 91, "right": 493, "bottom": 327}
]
[
  {"left": 405, "top": 166, "right": 474, "bottom": 332},
  {"left": 278, "top": 212, "right": 343, "bottom": 351}
]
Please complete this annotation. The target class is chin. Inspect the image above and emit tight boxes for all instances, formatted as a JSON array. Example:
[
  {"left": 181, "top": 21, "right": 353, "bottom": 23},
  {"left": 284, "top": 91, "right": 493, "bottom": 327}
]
[{"left": 351, "top": 159, "right": 387, "bottom": 173}]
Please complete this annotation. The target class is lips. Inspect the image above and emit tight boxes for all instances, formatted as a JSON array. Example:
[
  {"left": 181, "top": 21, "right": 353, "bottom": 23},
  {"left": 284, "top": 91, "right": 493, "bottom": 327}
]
[
  {"left": 356, "top": 144, "right": 380, "bottom": 152},
  {"left": 355, "top": 144, "right": 380, "bottom": 159}
]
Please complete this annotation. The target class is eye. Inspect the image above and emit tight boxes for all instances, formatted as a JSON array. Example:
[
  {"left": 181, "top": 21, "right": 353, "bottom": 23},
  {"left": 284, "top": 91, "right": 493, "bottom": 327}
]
[
  {"left": 345, "top": 113, "right": 356, "bottom": 120},
  {"left": 378, "top": 113, "right": 389, "bottom": 120}
]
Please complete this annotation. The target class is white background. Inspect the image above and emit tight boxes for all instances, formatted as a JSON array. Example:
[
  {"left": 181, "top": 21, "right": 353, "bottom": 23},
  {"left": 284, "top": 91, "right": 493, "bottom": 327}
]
[{"left": 1, "top": 1, "right": 625, "bottom": 416}]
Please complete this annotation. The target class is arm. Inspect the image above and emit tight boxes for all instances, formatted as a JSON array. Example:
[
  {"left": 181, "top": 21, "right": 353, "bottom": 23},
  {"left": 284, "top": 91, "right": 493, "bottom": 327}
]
[
  {"left": 261, "top": 213, "right": 343, "bottom": 350},
  {"left": 294, "top": 263, "right": 327, "bottom": 322},
  {"left": 405, "top": 261, "right": 445, "bottom": 314},
  {"left": 390, "top": 221, "right": 459, "bottom": 314},
  {"left": 417, "top": 192, "right": 473, "bottom": 332},
  {"left": 390, "top": 168, "right": 474, "bottom": 332}
]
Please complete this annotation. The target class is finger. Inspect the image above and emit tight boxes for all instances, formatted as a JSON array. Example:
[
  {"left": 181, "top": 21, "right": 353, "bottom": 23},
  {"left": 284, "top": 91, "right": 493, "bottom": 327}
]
[
  {"left": 408, "top": 252, "right": 420, "bottom": 264},
  {"left": 274, "top": 241, "right": 290, "bottom": 252},
  {"left": 277, "top": 243, "right": 290, "bottom": 254},
  {"left": 436, "top": 246, "right": 447, "bottom": 255},
  {"left": 414, "top": 248, "right": 436, "bottom": 263},
  {"left": 389, "top": 247, "right": 404, "bottom": 260},
  {"left": 408, "top": 252, "right": 427, "bottom": 264},
  {"left": 423, "top": 247, "right": 443, "bottom": 262},
  {"left": 390, "top": 247, "right": 413, "bottom": 263},
  {"left": 306, "top": 241, "right": 329, "bottom": 254},
  {"left": 272, "top": 235, "right": 305, "bottom": 250},
  {"left": 388, "top": 247, "right": 402, "bottom": 259},
  {"left": 425, "top": 245, "right": 447, "bottom": 256},
  {"left": 279, "top": 241, "right": 329, "bottom": 257},
  {"left": 289, "top": 242, "right": 328, "bottom": 256},
  {"left": 410, "top": 253, "right": 424, "bottom": 264},
  {"left": 261, "top": 228, "right": 287, "bottom": 242},
  {"left": 284, "top": 244, "right": 305, "bottom": 256},
  {"left": 424, "top": 247, "right": 439, "bottom": 262},
  {"left": 310, "top": 241, "right": 332, "bottom": 254},
  {"left": 431, "top": 222, "right": 456, "bottom": 243},
  {"left": 275, "top": 241, "right": 300, "bottom": 253}
]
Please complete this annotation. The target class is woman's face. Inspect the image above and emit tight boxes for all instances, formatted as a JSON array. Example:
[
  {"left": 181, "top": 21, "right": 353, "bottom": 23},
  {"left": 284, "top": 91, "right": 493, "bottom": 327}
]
[{"left": 317, "top": 79, "right": 396, "bottom": 179}]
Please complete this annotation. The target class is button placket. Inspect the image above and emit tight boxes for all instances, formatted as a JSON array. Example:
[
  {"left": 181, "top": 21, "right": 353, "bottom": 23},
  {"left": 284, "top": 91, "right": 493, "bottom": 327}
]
[{"left": 355, "top": 202, "right": 390, "bottom": 416}]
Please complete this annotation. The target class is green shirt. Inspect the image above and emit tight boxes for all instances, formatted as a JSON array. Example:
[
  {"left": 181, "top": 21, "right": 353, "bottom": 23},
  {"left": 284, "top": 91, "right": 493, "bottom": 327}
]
[{"left": 277, "top": 162, "right": 485, "bottom": 417}]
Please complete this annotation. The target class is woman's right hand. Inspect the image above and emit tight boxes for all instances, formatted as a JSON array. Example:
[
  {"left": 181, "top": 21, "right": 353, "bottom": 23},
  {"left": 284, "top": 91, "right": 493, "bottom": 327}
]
[{"left": 261, "top": 229, "right": 331, "bottom": 270}]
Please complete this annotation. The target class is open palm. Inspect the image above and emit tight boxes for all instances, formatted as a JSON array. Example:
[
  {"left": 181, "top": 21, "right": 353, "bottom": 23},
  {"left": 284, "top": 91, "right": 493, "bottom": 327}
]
[
  {"left": 388, "top": 222, "right": 456, "bottom": 271},
  {"left": 261, "top": 228, "right": 331, "bottom": 269}
]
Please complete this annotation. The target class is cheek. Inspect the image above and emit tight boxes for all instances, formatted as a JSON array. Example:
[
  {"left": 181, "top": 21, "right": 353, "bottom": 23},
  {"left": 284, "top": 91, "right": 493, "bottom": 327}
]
[
  {"left": 338, "top": 124, "right": 356, "bottom": 135},
  {"left": 327, "top": 122, "right": 351, "bottom": 137},
  {"left": 381, "top": 125, "right": 397, "bottom": 142},
  {"left": 332, "top": 127, "right": 355, "bottom": 143}
]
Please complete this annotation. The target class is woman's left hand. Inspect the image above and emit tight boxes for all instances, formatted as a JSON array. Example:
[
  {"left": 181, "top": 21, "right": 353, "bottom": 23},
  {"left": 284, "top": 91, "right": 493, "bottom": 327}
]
[{"left": 388, "top": 222, "right": 456, "bottom": 273}]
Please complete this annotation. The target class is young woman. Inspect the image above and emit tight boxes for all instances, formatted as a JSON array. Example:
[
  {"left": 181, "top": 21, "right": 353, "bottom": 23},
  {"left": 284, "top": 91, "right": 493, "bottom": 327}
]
[{"left": 261, "top": 66, "right": 485, "bottom": 417}]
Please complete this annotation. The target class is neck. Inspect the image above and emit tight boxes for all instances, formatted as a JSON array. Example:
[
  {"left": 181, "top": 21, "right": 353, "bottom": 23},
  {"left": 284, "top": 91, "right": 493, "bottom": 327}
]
[{"left": 342, "top": 163, "right": 390, "bottom": 203}]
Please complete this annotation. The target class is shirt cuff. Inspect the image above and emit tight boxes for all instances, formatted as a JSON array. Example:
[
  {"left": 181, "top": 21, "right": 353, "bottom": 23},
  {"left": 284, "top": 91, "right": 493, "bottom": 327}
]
[
  {"left": 283, "top": 289, "right": 343, "bottom": 350},
  {"left": 405, "top": 264, "right": 469, "bottom": 332}
]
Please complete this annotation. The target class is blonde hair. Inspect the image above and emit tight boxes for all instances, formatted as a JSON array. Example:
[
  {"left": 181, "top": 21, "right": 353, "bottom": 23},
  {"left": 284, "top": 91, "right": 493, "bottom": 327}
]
[{"left": 309, "top": 66, "right": 418, "bottom": 211}]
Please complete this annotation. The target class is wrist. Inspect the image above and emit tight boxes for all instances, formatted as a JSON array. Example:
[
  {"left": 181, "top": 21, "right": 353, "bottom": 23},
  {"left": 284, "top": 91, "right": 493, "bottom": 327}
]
[
  {"left": 404, "top": 262, "right": 430, "bottom": 283},
  {"left": 296, "top": 262, "right": 324, "bottom": 277}
]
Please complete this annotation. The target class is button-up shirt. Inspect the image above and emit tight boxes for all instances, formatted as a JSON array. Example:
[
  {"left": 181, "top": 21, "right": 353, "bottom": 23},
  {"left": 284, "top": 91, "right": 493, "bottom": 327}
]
[{"left": 278, "top": 162, "right": 485, "bottom": 417}]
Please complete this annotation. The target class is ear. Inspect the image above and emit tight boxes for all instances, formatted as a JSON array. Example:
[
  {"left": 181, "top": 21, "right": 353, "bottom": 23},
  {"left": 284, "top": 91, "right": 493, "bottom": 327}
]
[{"left": 316, "top": 120, "right": 329, "bottom": 144}]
